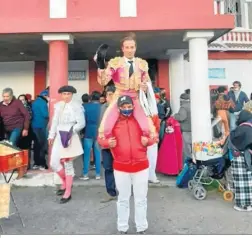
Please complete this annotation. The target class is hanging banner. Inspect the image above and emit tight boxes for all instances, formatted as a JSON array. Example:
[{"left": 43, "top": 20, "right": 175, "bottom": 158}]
[{"left": 0, "top": 183, "right": 10, "bottom": 219}]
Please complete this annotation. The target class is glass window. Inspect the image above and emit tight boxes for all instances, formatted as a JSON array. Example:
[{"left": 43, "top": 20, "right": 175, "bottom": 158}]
[{"left": 224, "top": 0, "right": 242, "bottom": 27}]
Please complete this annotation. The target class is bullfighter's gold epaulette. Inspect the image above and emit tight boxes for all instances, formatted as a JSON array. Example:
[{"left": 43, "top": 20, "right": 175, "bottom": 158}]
[
  {"left": 137, "top": 58, "right": 148, "bottom": 72},
  {"left": 108, "top": 57, "right": 121, "bottom": 69}
]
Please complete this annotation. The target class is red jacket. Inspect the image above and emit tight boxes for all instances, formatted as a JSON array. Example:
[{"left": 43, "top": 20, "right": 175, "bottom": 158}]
[{"left": 98, "top": 114, "right": 158, "bottom": 173}]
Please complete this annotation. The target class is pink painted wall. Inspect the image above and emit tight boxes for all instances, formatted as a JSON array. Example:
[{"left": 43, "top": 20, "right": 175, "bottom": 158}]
[{"left": 0, "top": 0, "right": 234, "bottom": 33}]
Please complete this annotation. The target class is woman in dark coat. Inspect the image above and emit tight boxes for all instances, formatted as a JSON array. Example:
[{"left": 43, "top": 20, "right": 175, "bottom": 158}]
[
  {"left": 230, "top": 109, "right": 252, "bottom": 212},
  {"left": 17, "top": 94, "right": 33, "bottom": 169}
]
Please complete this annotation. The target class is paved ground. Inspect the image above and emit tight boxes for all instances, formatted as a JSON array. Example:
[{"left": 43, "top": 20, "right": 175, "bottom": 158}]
[
  {"left": 1, "top": 186, "right": 252, "bottom": 235},
  {"left": 0, "top": 156, "right": 177, "bottom": 187}
]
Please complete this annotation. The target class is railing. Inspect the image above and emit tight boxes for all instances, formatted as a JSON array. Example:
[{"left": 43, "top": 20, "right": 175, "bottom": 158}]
[
  {"left": 221, "top": 28, "right": 252, "bottom": 43},
  {"left": 211, "top": 0, "right": 252, "bottom": 50},
  {"left": 209, "top": 28, "right": 252, "bottom": 51}
]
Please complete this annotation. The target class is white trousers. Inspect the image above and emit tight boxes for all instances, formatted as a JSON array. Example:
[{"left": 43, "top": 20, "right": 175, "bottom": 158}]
[
  {"left": 50, "top": 138, "right": 75, "bottom": 176},
  {"left": 147, "top": 143, "right": 158, "bottom": 181},
  {"left": 114, "top": 168, "right": 149, "bottom": 233}
]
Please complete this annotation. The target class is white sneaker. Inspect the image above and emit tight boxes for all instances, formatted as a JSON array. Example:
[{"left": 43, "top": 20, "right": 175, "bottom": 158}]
[
  {"left": 80, "top": 176, "right": 89, "bottom": 181},
  {"left": 234, "top": 205, "right": 252, "bottom": 212},
  {"left": 246, "top": 206, "right": 252, "bottom": 211},
  {"left": 32, "top": 165, "right": 39, "bottom": 170},
  {"left": 149, "top": 179, "right": 160, "bottom": 184},
  {"left": 96, "top": 176, "right": 101, "bottom": 180},
  {"left": 39, "top": 166, "right": 46, "bottom": 171}
]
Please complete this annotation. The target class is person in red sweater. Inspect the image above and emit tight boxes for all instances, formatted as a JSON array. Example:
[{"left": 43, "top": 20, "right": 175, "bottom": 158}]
[
  {"left": 98, "top": 95, "right": 158, "bottom": 234},
  {"left": 0, "top": 88, "right": 30, "bottom": 146}
]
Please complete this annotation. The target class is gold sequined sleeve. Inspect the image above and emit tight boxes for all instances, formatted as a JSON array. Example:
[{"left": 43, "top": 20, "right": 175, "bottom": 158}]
[
  {"left": 140, "top": 59, "right": 151, "bottom": 82},
  {"left": 97, "top": 68, "right": 112, "bottom": 87},
  {"left": 97, "top": 57, "right": 119, "bottom": 86}
]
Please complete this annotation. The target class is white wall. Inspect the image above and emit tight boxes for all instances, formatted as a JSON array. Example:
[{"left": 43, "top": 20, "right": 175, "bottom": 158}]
[
  {"left": 1, "top": 59, "right": 250, "bottom": 102},
  {"left": 0, "top": 62, "right": 35, "bottom": 98},
  {"left": 184, "top": 59, "right": 252, "bottom": 97},
  {"left": 0, "top": 60, "right": 90, "bottom": 101},
  {"left": 208, "top": 59, "right": 252, "bottom": 97},
  {"left": 46, "top": 60, "right": 89, "bottom": 101},
  {"left": 68, "top": 60, "right": 89, "bottom": 99}
]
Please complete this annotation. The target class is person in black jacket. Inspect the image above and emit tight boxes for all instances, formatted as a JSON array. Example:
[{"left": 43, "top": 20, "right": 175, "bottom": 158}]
[
  {"left": 159, "top": 88, "right": 172, "bottom": 118},
  {"left": 99, "top": 86, "right": 117, "bottom": 203},
  {"left": 155, "top": 94, "right": 166, "bottom": 120}
]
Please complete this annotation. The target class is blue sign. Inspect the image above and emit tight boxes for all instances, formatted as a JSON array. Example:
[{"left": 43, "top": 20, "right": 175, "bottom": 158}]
[{"left": 208, "top": 68, "right": 226, "bottom": 79}]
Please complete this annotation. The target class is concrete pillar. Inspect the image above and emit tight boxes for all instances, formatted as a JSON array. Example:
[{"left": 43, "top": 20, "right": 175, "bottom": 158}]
[
  {"left": 42, "top": 34, "right": 74, "bottom": 168},
  {"left": 242, "top": 0, "right": 250, "bottom": 29},
  {"left": 167, "top": 50, "right": 186, "bottom": 113},
  {"left": 184, "top": 31, "right": 214, "bottom": 143},
  {"left": 42, "top": 34, "right": 74, "bottom": 117},
  {"left": 34, "top": 61, "right": 47, "bottom": 97},
  {"left": 157, "top": 60, "right": 170, "bottom": 99}
]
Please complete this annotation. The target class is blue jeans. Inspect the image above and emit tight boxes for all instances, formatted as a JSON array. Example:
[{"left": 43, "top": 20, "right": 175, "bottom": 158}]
[
  {"left": 7, "top": 128, "right": 22, "bottom": 146},
  {"left": 229, "top": 112, "right": 238, "bottom": 131},
  {"left": 33, "top": 128, "right": 48, "bottom": 167},
  {"left": 102, "top": 149, "right": 116, "bottom": 197},
  {"left": 82, "top": 138, "right": 101, "bottom": 176}
]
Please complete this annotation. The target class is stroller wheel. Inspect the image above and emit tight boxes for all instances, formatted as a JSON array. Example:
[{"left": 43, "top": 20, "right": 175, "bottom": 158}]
[
  {"left": 188, "top": 180, "right": 194, "bottom": 191},
  {"left": 223, "top": 191, "right": 234, "bottom": 202},
  {"left": 193, "top": 186, "right": 207, "bottom": 200}
]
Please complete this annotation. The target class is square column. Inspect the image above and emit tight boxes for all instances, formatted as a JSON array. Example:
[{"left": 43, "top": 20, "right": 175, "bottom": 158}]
[
  {"left": 167, "top": 50, "right": 187, "bottom": 113},
  {"left": 34, "top": 61, "right": 47, "bottom": 97},
  {"left": 42, "top": 34, "right": 73, "bottom": 169},
  {"left": 156, "top": 60, "right": 170, "bottom": 99},
  {"left": 42, "top": 33, "right": 74, "bottom": 116},
  {"left": 184, "top": 31, "right": 214, "bottom": 143},
  {"left": 243, "top": 0, "right": 251, "bottom": 29}
]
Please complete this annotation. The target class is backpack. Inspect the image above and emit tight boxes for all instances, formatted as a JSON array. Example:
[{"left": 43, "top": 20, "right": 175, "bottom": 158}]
[{"left": 176, "top": 159, "right": 197, "bottom": 188}]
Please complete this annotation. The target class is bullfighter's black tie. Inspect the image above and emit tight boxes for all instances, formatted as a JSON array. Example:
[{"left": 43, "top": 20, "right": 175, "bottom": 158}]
[{"left": 128, "top": 61, "right": 134, "bottom": 78}]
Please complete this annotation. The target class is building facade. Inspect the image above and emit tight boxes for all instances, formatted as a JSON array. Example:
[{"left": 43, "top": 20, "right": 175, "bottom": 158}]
[{"left": 1, "top": 0, "right": 249, "bottom": 146}]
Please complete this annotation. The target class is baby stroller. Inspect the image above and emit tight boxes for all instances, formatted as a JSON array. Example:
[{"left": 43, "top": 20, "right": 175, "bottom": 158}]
[{"left": 188, "top": 139, "right": 234, "bottom": 201}]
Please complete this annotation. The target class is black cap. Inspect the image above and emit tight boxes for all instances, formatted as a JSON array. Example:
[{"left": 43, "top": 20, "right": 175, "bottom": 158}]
[
  {"left": 94, "top": 44, "right": 109, "bottom": 69},
  {"left": 117, "top": 95, "right": 133, "bottom": 107},
  {"left": 58, "top": 85, "right": 77, "bottom": 94}
]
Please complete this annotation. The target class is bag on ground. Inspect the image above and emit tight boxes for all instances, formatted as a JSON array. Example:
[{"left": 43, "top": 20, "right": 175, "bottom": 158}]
[{"left": 176, "top": 159, "right": 197, "bottom": 188}]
